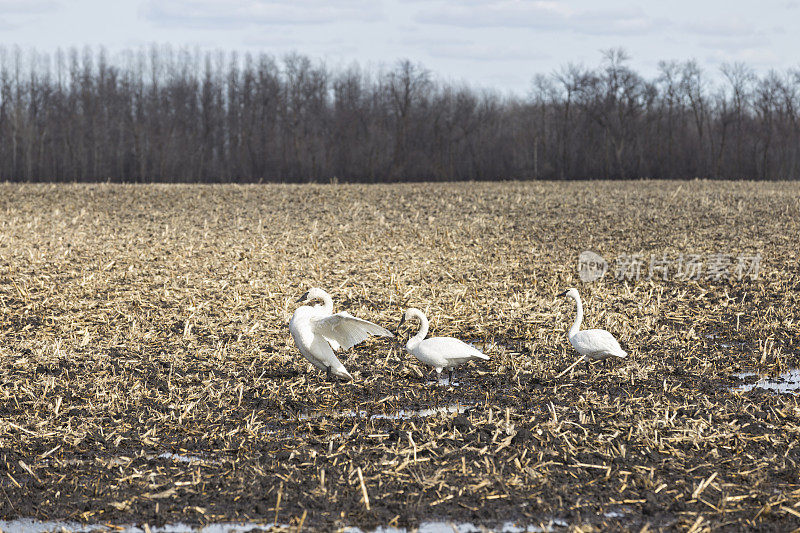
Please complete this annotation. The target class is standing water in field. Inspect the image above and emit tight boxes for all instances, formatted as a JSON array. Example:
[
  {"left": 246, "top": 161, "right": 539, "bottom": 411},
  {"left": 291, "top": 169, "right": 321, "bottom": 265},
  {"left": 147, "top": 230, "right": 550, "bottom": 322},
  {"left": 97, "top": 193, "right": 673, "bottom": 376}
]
[
  {"left": 295, "top": 403, "right": 472, "bottom": 421},
  {"left": 734, "top": 369, "right": 800, "bottom": 394},
  {"left": 0, "top": 519, "right": 567, "bottom": 533}
]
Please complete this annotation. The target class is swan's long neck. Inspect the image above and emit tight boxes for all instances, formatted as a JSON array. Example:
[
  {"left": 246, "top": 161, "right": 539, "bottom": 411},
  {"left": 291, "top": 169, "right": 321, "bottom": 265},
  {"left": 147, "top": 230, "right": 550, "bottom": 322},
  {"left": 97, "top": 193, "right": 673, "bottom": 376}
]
[
  {"left": 568, "top": 293, "right": 583, "bottom": 339},
  {"left": 319, "top": 291, "right": 334, "bottom": 315},
  {"left": 409, "top": 309, "right": 429, "bottom": 346}
]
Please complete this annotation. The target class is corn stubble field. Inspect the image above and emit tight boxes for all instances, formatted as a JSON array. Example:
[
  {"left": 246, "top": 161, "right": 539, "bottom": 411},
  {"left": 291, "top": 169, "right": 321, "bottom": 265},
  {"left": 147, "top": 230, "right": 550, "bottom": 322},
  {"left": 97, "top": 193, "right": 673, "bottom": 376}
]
[{"left": 0, "top": 181, "right": 799, "bottom": 532}]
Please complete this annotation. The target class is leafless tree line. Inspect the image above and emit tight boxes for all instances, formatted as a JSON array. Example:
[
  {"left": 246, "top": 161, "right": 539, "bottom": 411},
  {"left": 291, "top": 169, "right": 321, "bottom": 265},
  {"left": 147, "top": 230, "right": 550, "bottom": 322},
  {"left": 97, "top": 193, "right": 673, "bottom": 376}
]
[{"left": 1, "top": 46, "right": 799, "bottom": 182}]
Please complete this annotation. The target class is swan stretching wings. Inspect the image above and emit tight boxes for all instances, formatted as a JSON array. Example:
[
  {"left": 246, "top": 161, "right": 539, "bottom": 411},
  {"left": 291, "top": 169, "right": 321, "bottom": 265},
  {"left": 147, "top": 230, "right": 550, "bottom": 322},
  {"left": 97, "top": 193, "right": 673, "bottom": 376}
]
[
  {"left": 557, "top": 288, "right": 627, "bottom": 369},
  {"left": 398, "top": 308, "right": 489, "bottom": 382},
  {"left": 289, "top": 287, "right": 393, "bottom": 381}
]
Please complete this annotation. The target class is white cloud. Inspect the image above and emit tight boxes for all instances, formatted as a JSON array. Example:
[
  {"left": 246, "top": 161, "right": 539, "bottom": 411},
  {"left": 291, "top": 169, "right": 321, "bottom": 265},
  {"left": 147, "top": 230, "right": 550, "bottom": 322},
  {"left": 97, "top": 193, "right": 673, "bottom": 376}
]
[
  {"left": 412, "top": 39, "right": 551, "bottom": 62},
  {"left": 0, "top": 0, "right": 60, "bottom": 31},
  {"left": 414, "top": 1, "right": 657, "bottom": 36},
  {"left": 0, "top": 0, "right": 59, "bottom": 12},
  {"left": 682, "top": 18, "right": 761, "bottom": 38},
  {"left": 678, "top": 16, "right": 774, "bottom": 65},
  {"left": 243, "top": 33, "right": 361, "bottom": 56},
  {"left": 143, "top": 0, "right": 382, "bottom": 29},
  {"left": 697, "top": 35, "right": 771, "bottom": 53},
  {"left": 415, "top": 1, "right": 571, "bottom": 29},
  {"left": 704, "top": 48, "right": 780, "bottom": 69}
]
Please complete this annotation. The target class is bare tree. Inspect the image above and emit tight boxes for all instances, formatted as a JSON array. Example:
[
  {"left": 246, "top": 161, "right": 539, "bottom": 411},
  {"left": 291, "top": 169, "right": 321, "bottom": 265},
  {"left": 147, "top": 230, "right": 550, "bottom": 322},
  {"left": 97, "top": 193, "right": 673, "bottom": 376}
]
[{"left": 0, "top": 46, "right": 799, "bottom": 182}]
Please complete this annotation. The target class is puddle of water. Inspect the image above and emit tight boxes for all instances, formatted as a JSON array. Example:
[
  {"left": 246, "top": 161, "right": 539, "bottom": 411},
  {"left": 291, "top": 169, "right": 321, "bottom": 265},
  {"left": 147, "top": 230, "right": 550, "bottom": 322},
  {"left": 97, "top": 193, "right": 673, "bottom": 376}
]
[
  {"left": 0, "top": 519, "right": 95, "bottom": 533},
  {"left": 0, "top": 520, "right": 564, "bottom": 533},
  {"left": 428, "top": 376, "right": 461, "bottom": 387},
  {"left": 705, "top": 334, "right": 748, "bottom": 349},
  {"left": 296, "top": 403, "right": 471, "bottom": 421},
  {"left": 412, "top": 376, "right": 463, "bottom": 387},
  {"left": 35, "top": 453, "right": 219, "bottom": 471},
  {"left": 733, "top": 369, "right": 800, "bottom": 394},
  {"left": 156, "top": 452, "right": 210, "bottom": 464},
  {"left": 370, "top": 519, "right": 567, "bottom": 532},
  {"left": 371, "top": 404, "right": 470, "bottom": 420},
  {"left": 603, "top": 510, "right": 625, "bottom": 519},
  {"left": 0, "top": 520, "right": 282, "bottom": 533},
  {"left": 720, "top": 342, "right": 745, "bottom": 349}
]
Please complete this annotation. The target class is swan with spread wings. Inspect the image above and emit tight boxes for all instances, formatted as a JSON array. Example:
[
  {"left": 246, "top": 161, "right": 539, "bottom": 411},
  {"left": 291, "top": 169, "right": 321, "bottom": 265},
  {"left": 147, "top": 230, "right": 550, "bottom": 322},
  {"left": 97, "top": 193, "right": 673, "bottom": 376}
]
[{"left": 289, "top": 287, "right": 393, "bottom": 381}]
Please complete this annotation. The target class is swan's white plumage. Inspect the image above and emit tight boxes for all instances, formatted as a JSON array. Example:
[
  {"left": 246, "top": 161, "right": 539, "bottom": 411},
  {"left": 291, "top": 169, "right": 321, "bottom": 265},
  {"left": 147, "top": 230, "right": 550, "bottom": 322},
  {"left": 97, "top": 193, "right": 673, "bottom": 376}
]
[
  {"left": 411, "top": 337, "right": 488, "bottom": 369},
  {"left": 569, "top": 329, "right": 625, "bottom": 359},
  {"left": 559, "top": 288, "right": 627, "bottom": 361},
  {"left": 400, "top": 308, "right": 489, "bottom": 377},
  {"left": 289, "top": 288, "right": 392, "bottom": 380},
  {"left": 313, "top": 312, "right": 393, "bottom": 351}
]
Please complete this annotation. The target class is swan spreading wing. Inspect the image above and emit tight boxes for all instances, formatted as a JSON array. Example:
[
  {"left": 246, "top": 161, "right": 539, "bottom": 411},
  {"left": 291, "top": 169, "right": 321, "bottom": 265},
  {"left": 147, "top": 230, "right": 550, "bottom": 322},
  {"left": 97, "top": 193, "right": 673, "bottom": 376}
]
[{"left": 312, "top": 312, "right": 393, "bottom": 351}]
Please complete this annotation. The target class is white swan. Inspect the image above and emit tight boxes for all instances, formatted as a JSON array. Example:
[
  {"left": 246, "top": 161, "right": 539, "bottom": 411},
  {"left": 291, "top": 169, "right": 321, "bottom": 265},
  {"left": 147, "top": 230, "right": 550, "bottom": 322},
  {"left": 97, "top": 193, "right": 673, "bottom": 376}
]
[
  {"left": 557, "top": 288, "right": 627, "bottom": 368},
  {"left": 398, "top": 308, "right": 489, "bottom": 382},
  {"left": 289, "top": 288, "right": 393, "bottom": 381}
]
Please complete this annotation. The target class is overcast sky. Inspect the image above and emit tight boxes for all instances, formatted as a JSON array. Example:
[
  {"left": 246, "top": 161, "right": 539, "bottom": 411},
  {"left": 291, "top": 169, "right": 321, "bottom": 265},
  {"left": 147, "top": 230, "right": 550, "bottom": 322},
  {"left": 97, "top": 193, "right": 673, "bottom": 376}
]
[{"left": 1, "top": 0, "right": 798, "bottom": 94}]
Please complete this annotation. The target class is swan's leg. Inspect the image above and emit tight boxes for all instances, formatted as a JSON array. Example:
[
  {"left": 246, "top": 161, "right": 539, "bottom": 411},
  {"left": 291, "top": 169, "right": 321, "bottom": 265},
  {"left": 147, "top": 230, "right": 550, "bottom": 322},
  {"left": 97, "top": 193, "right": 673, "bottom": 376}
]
[
  {"left": 326, "top": 366, "right": 333, "bottom": 382},
  {"left": 585, "top": 357, "right": 590, "bottom": 373}
]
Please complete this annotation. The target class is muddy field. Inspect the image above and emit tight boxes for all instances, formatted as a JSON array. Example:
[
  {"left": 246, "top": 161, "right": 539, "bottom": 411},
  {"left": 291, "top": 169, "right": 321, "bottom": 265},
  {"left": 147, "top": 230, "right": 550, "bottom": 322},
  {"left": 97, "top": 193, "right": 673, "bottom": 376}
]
[{"left": 1, "top": 181, "right": 799, "bottom": 532}]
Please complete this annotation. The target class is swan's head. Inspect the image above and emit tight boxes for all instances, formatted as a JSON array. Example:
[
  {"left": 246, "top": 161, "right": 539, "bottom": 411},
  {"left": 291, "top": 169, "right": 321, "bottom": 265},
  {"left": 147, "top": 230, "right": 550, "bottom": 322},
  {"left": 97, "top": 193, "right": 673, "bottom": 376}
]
[
  {"left": 557, "top": 288, "right": 580, "bottom": 300},
  {"left": 296, "top": 287, "right": 328, "bottom": 304},
  {"left": 397, "top": 307, "right": 423, "bottom": 331}
]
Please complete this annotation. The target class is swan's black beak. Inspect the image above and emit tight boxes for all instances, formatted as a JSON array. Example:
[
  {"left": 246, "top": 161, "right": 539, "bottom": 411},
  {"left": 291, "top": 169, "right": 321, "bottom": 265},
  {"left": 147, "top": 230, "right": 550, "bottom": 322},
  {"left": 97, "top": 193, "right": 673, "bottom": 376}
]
[
  {"left": 556, "top": 290, "right": 568, "bottom": 298},
  {"left": 296, "top": 291, "right": 309, "bottom": 303},
  {"left": 397, "top": 315, "right": 406, "bottom": 331}
]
